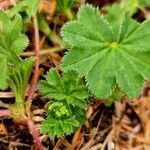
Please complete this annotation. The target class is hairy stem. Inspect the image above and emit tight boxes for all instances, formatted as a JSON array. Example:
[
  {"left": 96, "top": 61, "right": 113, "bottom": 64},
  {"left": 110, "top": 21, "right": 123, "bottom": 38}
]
[
  {"left": 27, "top": 119, "right": 43, "bottom": 150},
  {"left": 10, "top": 95, "right": 27, "bottom": 124},
  {"left": 26, "top": 16, "right": 43, "bottom": 150}
]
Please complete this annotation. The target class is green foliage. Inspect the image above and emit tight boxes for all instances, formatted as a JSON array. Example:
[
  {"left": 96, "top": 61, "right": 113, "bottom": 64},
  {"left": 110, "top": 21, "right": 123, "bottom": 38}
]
[
  {"left": 42, "top": 101, "right": 79, "bottom": 138},
  {"left": 0, "top": 9, "right": 34, "bottom": 121},
  {"left": 120, "top": 0, "right": 138, "bottom": 16},
  {"left": 139, "top": 0, "right": 150, "bottom": 7},
  {"left": 38, "top": 69, "right": 89, "bottom": 108},
  {"left": 57, "top": 0, "right": 75, "bottom": 12},
  {"left": 9, "top": 0, "right": 41, "bottom": 17},
  {"left": 37, "top": 13, "right": 52, "bottom": 38},
  {"left": 103, "top": 86, "right": 123, "bottom": 106},
  {"left": 0, "top": 10, "right": 28, "bottom": 89},
  {"left": 9, "top": 58, "right": 34, "bottom": 102},
  {"left": 57, "top": 0, "right": 75, "bottom": 20},
  {"left": 61, "top": 4, "right": 150, "bottom": 101},
  {"left": 120, "top": 0, "right": 150, "bottom": 16},
  {"left": 38, "top": 69, "right": 89, "bottom": 138},
  {"left": 37, "top": 13, "right": 60, "bottom": 44},
  {"left": 9, "top": 58, "right": 34, "bottom": 120}
]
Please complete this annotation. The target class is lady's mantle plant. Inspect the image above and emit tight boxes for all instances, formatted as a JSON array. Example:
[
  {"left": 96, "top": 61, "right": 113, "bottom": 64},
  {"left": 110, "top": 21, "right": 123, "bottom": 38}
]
[
  {"left": 38, "top": 69, "right": 89, "bottom": 138},
  {"left": 61, "top": 4, "right": 150, "bottom": 101},
  {"left": 1, "top": 0, "right": 150, "bottom": 140},
  {"left": 0, "top": 10, "right": 34, "bottom": 123}
]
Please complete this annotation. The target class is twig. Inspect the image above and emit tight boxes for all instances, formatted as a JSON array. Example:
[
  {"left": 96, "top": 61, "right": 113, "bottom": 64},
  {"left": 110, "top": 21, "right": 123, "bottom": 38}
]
[
  {"left": 53, "top": 136, "right": 66, "bottom": 150},
  {"left": 0, "top": 109, "right": 11, "bottom": 118},
  {"left": 0, "top": 91, "right": 14, "bottom": 98},
  {"left": 90, "top": 143, "right": 102, "bottom": 150},
  {"left": 101, "top": 127, "right": 115, "bottom": 150},
  {"left": 9, "top": 141, "right": 31, "bottom": 148},
  {"left": 9, "top": 0, "right": 17, "bottom": 5},
  {"left": 81, "top": 111, "right": 104, "bottom": 150},
  {"left": 21, "top": 47, "right": 64, "bottom": 57},
  {"left": 27, "top": 15, "right": 40, "bottom": 101}
]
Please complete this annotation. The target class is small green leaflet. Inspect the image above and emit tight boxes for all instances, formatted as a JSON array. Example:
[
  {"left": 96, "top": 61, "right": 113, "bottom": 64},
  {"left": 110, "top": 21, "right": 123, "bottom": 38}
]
[
  {"left": 9, "top": 58, "right": 35, "bottom": 101},
  {"left": 9, "top": 0, "right": 40, "bottom": 17},
  {"left": 38, "top": 69, "right": 89, "bottom": 108},
  {"left": 0, "top": 10, "right": 28, "bottom": 89},
  {"left": 42, "top": 101, "right": 80, "bottom": 138},
  {"left": 9, "top": 58, "right": 34, "bottom": 117},
  {"left": 61, "top": 4, "right": 150, "bottom": 99}
]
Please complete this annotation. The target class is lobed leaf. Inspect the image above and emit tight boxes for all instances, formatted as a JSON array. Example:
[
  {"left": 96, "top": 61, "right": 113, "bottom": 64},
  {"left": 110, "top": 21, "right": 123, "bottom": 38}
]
[
  {"left": 0, "top": 11, "right": 28, "bottom": 89},
  {"left": 38, "top": 69, "right": 89, "bottom": 108},
  {"left": 42, "top": 101, "right": 86, "bottom": 138},
  {"left": 61, "top": 4, "right": 150, "bottom": 99},
  {"left": 42, "top": 113, "right": 79, "bottom": 138},
  {"left": 39, "top": 69, "right": 88, "bottom": 138},
  {"left": 9, "top": 58, "right": 35, "bottom": 101}
]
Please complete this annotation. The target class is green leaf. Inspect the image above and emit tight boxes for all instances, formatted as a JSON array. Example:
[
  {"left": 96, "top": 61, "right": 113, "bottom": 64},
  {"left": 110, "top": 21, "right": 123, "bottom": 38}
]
[
  {"left": 42, "top": 115, "right": 79, "bottom": 138},
  {"left": 8, "top": 58, "right": 34, "bottom": 120},
  {"left": 57, "top": 0, "right": 75, "bottom": 20},
  {"left": 37, "top": 13, "right": 52, "bottom": 37},
  {"left": 38, "top": 69, "right": 89, "bottom": 108},
  {"left": 103, "top": 85, "right": 124, "bottom": 106},
  {"left": 0, "top": 55, "right": 8, "bottom": 89},
  {"left": 139, "top": 0, "right": 150, "bottom": 7},
  {"left": 42, "top": 101, "right": 81, "bottom": 138},
  {"left": 39, "top": 69, "right": 88, "bottom": 138},
  {"left": 9, "top": 0, "right": 41, "bottom": 17},
  {"left": 9, "top": 58, "right": 35, "bottom": 101},
  {"left": 0, "top": 11, "right": 28, "bottom": 89},
  {"left": 61, "top": 4, "right": 150, "bottom": 99},
  {"left": 120, "top": 0, "right": 139, "bottom": 16},
  {"left": 120, "top": 0, "right": 150, "bottom": 16}
]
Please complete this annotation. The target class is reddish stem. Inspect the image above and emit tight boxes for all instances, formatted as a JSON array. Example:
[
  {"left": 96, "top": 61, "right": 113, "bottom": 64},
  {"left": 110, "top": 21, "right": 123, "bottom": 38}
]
[
  {"left": 27, "top": 119, "right": 43, "bottom": 150},
  {"left": 0, "top": 110, "right": 11, "bottom": 117},
  {"left": 0, "top": 110, "right": 43, "bottom": 150},
  {"left": 26, "top": 16, "right": 43, "bottom": 150},
  {"left": 27, "top": 16, "right": 40, "bottom": 101},
  {"left": 0, "top": 16, "right": 43, "bottom": 150}
]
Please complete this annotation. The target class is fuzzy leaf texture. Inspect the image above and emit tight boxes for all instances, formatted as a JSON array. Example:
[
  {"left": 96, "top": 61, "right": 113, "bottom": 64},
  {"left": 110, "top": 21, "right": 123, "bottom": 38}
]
[
  {"left": 9, "top": 0, "right": 40, "bottom": 17},
  {"left": 39, "top": 69, "right": 88, "bottom": 137},
  {"left": 61, "top": 4, "right": 150, "bottom": 99},
  {"left": 0, "top": 11, "right": 28, "bottom": 89},
  {"left": 9, "top": 58, "right": 34, "bottom": 102},
  {"left": 42, "top": 101, "right": 86, "bottom": 138},
  {"left": 38, "top": 69, "right": 89, "bottom": 108},
  {"left": 8, "top": 58, "right": 34, "bottom": 120}
]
